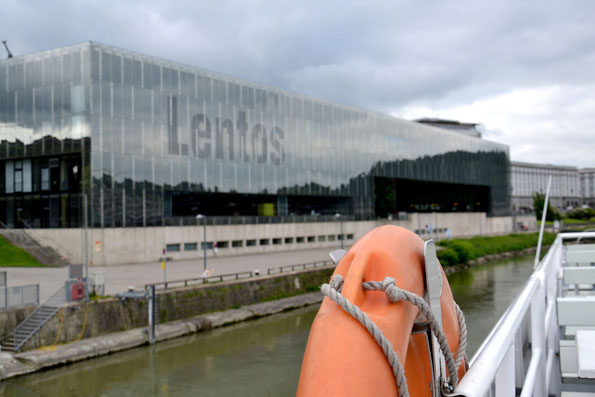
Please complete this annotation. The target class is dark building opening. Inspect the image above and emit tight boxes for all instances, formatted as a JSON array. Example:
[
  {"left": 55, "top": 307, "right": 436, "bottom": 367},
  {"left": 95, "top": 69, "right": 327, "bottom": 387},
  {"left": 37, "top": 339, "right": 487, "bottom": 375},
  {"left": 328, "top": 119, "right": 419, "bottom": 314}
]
[
  {"left": 374, "top": 177, "right": 490, "bottom": 217},
  {"left": 168, "top": 191, "right": 351, "bottom": 217}
]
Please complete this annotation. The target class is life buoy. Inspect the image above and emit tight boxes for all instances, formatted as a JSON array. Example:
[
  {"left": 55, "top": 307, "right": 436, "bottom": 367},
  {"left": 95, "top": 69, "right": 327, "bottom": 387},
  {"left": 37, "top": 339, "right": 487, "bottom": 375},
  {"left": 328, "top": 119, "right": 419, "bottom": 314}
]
[{"left": 297, "top": 225, "right": 466, "bottom": 396}]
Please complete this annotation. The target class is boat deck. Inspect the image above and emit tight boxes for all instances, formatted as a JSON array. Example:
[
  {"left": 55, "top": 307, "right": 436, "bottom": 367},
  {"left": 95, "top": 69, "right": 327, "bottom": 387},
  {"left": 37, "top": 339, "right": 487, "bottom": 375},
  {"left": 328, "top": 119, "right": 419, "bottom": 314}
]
[{"left": 454, "top": 232, "right": 595, "bottom": 397}]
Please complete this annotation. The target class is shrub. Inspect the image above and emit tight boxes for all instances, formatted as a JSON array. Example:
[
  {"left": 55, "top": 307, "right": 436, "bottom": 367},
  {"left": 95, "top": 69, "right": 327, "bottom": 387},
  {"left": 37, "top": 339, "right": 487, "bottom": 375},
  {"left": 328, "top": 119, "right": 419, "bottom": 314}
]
[
  {"left": 566, "top": 208, "right": 595, "bottom": 220},
  {"left": 437, "top": 249, "right": 459, "bottom": 267},
  {"left": 436, "top": 232, "right": 556, "bottom": 266},
  {"left": 449, "top": 240, "right": 476, "bottom": 263}
]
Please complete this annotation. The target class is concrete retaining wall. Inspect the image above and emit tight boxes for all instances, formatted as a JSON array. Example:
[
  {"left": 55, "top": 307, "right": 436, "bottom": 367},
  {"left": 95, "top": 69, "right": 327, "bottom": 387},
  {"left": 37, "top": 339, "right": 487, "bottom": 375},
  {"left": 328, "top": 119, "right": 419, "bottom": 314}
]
[
  {"left": 2, "top": 266, "right": 334, "bottom": 352},
  {"left": 0, "top": 307, "right": 36, "bottom": 340},
  {"left": 29, "top": 213, "right": 536, "bottom": 266}
]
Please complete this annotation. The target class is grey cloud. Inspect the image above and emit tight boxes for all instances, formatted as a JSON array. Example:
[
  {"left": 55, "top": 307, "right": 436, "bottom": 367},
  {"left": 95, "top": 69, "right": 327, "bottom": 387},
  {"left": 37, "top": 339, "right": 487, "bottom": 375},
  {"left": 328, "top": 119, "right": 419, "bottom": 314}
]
[{"left": 3, "top": 0, "right": 595, "bottom": 166}]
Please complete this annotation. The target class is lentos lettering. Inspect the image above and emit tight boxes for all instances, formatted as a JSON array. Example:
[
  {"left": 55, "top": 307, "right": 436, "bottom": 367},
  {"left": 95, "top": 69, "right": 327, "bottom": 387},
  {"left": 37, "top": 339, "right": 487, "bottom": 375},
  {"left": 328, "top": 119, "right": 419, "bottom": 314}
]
[{"left": 168, "top": 98, "right": 285, "bottom": 165}]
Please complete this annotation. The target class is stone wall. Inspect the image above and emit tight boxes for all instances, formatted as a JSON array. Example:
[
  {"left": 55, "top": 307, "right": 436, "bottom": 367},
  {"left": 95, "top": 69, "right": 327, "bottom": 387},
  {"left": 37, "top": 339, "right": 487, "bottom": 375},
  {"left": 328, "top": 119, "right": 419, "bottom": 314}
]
[
  {"left": 3, "top": 267, "right": 334, "bottom": 352},
  {"left": 0, "top": 306, "right": 35, "bottom": 339}
]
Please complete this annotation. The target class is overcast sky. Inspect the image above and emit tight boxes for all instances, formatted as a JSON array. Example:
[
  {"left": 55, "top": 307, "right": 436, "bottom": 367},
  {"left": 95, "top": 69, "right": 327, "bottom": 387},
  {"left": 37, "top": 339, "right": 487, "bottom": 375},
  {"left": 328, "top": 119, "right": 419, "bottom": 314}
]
[{"left": 3, "top": 0, "right": 594, "bottom": 167}]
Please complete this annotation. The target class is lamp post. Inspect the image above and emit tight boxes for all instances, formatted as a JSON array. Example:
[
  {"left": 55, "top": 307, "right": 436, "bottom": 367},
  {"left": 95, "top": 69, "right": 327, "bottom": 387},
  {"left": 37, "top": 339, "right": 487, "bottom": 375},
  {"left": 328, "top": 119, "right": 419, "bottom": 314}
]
[
  {"left": 196, "top": 214, "right": 207, "bottom": 273},
  {"left": 83, "top": 193, "right": 88, "bottom": 281},
  {"left": 335, "top": 213, "right": 344, "bottom": 250}
]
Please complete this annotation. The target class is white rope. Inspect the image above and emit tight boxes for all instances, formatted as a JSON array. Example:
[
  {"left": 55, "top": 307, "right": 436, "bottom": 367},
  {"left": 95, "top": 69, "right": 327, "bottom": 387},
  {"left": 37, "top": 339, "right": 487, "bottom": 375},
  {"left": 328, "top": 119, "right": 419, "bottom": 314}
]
[
  {"left": 321, "top": 277, "right": 410, "bottom": 397},
  {"left": 321, "top": 275, "right": 467, "bottom": 396},
  {"left": 454, "top": 303, "right": 468, "bottom": 371}
]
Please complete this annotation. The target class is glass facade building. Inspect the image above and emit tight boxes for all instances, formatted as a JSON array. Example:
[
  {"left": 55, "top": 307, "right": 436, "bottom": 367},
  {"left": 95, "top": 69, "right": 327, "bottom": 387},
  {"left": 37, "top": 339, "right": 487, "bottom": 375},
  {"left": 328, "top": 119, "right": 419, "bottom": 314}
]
[{"left": 0, "top": 42, "right": 510, "bottom": 228}]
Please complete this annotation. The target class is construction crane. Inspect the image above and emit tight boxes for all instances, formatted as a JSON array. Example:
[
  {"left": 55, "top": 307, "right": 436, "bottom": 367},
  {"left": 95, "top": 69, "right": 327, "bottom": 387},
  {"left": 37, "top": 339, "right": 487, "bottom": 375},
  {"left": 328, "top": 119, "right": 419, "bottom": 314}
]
[{"left": 2, "top": 40, "right": 13, "bottom": 58}]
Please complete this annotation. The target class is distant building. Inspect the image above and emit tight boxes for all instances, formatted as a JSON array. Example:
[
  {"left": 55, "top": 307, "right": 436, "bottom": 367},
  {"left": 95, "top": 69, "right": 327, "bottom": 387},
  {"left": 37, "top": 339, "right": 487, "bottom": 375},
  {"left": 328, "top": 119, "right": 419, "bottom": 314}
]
[
  {"left": 414, "top": 118, "right": 482, "bottom": 138},
  {"left": 580, "top": 168, "right": 595, "bottom": 208},
  {"left": 511, "top": 161, "right": 580, "bottom": 213}
]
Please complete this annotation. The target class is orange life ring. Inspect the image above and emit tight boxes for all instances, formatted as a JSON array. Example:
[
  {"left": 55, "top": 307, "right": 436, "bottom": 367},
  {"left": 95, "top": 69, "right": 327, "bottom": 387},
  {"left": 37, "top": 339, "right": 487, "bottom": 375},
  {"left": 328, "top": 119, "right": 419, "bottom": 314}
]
[{"left": 297, "top": 225, "right": 466, "bottom": 396}]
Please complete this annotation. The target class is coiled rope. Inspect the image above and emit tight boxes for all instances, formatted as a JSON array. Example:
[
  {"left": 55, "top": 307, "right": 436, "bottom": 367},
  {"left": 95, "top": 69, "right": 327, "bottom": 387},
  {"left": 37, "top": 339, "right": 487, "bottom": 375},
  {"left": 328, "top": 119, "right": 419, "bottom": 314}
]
[{"left": 321, "top": 275, "right": 467, "bottom": 397}]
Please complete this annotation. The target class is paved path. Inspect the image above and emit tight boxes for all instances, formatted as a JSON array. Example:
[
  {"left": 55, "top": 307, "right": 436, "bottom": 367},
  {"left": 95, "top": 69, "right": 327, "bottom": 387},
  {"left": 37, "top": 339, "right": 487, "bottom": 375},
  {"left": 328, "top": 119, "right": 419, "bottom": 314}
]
[{"left": 1, "top": 246, "right": 343, "bottom": 302}]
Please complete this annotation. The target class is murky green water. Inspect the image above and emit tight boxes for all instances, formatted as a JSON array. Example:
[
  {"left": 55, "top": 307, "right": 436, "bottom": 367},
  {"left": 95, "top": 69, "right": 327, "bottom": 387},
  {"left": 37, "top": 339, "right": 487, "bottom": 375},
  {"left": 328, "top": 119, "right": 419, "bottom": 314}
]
[{"left": 1, "top": 255, "right": 534, "bottom": 396}]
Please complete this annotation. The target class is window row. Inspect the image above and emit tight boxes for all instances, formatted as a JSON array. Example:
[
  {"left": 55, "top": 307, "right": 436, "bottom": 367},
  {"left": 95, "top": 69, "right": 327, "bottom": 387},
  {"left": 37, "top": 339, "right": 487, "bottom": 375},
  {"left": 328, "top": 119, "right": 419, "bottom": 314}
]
[{"left": 164, "top": 233, "right": 356, "bottom": 253}]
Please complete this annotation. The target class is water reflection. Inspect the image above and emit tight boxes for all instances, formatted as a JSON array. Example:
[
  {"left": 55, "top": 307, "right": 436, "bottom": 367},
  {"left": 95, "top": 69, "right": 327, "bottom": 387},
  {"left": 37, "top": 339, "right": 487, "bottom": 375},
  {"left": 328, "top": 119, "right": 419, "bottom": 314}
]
[
  {"left": 1, "top": 306, "right": 317, "bottom": 397},
  {"left": 2, "top": 256, "right": 533, "bottom": 396},
  {"left": 447, "top": 255, "right": 535, "bottom": 355}
]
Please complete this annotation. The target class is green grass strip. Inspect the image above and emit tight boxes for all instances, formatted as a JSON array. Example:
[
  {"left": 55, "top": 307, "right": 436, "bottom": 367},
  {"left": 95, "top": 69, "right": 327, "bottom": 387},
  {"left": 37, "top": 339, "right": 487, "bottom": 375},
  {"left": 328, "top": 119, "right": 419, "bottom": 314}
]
[
  {"left": 436, "top": 232, "right": 556, "bottom": 267},
  {"left": 0, "top": 235, "right": 46, "bottom": 267}
]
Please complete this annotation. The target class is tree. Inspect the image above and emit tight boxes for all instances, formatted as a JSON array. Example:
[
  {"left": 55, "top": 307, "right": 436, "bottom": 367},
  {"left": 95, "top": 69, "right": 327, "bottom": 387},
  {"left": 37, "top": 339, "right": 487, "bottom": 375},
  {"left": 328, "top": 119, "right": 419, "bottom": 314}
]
[
  {"left": 533, "top": 193, "right": 561, "bottom": 221},
  {"left": 375, "top": 178, "right": 395, "bottom": 218}
]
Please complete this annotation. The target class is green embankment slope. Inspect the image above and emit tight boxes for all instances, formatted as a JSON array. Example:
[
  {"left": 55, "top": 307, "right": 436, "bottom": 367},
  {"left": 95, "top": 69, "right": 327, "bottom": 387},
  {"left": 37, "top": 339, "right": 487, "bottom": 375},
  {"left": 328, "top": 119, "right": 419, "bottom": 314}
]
[
  {"left": 0, "top": 235, "right": 44, "bottom": 267},
  {"left": 437, "top": 232, "right": 556, "bottom": 267}
]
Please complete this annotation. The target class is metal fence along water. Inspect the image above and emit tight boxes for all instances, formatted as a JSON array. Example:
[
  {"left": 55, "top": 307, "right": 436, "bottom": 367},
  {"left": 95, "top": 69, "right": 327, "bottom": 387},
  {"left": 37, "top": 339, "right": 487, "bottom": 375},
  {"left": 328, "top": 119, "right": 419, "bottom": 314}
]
[{"left": 0, "top": 284, "right": 39, "bottom": 309}]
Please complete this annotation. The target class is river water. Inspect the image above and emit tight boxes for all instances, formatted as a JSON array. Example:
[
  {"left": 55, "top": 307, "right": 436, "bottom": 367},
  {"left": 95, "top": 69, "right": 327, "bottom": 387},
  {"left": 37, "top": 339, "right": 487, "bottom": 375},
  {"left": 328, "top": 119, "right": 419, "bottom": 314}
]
[{"left": 1, "top": 255, "right": 535, "bottom": 396}]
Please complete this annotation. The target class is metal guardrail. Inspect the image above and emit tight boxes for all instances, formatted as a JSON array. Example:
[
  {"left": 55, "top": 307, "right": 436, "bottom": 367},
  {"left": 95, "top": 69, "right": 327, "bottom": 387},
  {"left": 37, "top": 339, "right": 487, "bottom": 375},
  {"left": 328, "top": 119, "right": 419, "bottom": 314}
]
[
  {"left": 453, "top": 231, "right": 595, "bottom": 396},
  {"left": 145, "top": 260, "right": 334, "bottom": 291},
  {"left": 266, "top": 261, "right": 333, "bottom": 275},
  {"left": 0, "top": 284, "right": 40, "bottom": 309},
  {"left": 164, "top": 214, "right": 359, "bottom": 226}
]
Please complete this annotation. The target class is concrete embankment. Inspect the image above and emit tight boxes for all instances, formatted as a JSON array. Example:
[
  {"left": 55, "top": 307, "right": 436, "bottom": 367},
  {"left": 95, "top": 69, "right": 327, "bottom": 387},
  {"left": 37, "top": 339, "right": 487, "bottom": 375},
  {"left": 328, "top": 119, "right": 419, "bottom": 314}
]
[
  {"left": 0, "top": 292, "right": 323, "bottom": 381},
  {"left": 1, "top": 266, "right": 334, "bottom": 352},
  {"left": 0, "top": 244, "right": 544, "bottom": 381}
]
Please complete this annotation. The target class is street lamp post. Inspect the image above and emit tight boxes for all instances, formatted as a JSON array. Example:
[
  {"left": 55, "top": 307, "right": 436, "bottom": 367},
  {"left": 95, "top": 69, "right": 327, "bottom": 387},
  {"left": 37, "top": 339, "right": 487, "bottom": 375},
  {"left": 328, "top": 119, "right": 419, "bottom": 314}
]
[
  {"left": 335, "top": 213, "right": 344, "bottom": 250},
  {"left": 83, "top": 194, "right": 88, "bottom": 281},
  {"left": 196, "top": 214, "right": 207, "bottom": 273}
]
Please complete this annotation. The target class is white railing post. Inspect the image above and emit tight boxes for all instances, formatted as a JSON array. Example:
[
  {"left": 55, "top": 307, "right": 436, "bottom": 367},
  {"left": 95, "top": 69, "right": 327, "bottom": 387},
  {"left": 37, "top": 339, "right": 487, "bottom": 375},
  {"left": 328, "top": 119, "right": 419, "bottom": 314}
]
[
  {"left": 495, "top": 341, "right": 516, "bottom": 396},
  {"left": 514, "top": 318, "right": 529, "bottom": 389},
  {"left": 530, "top": 275, "right": 546, "bottom": 396}
]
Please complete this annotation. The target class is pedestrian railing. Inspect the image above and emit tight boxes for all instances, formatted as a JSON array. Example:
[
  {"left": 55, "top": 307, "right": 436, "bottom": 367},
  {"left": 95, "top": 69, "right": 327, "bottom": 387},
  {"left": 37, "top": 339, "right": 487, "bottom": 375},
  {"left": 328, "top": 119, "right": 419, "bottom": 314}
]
[
  {"left": 266, "top": 260, "right": 333, "bottom": 275},
  {"left": 0, "top": 284, "right": 40, "bottom": 309},
  {"left": 145, "top": 259, "right": 334, "bottom": 291},
  {"left": 164, "top": 214, "right": 359, "bottom": 227}
]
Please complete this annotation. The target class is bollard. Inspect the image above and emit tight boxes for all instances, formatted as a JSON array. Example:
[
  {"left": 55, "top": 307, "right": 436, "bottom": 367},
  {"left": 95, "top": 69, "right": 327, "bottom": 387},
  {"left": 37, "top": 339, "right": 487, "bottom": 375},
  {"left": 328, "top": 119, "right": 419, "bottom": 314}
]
[{"left": 148, "top": 285, "right": 155, "bottom": 344}]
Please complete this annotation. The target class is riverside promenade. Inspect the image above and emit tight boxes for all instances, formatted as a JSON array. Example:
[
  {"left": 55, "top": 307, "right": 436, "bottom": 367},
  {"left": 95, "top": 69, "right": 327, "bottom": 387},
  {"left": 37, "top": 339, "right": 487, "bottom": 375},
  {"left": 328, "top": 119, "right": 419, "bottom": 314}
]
[{"left": 1, "top": 247, "right": 340, "bottom": 301}]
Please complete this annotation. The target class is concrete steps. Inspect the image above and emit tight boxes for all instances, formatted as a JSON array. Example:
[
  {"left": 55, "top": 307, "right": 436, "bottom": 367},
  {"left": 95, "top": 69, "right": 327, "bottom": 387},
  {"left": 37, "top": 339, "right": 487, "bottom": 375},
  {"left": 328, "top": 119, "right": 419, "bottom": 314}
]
[
  {"left": 0, "top": 230, "right": 69, "bottom": 267},
  {"left": 1, "top": 335, "right": 15, "bottom": 351}
]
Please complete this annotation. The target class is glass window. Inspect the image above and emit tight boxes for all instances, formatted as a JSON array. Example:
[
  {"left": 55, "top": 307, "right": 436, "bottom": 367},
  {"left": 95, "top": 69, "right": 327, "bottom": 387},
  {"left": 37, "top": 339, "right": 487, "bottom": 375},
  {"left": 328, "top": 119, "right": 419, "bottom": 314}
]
[
  {"left": 41, "top": 168, "right": 49, "bottom": 191},
  {"left": 132, "top": 60, "right": 142, "bottom": 87},
  {"left": 14, "top": 170, "right": 22, "bottom": 192},
  {"left": 184, "top": 242, "right": 197, "bottom": 251},
  {"left": 166, "top": 243, "right": 180, "bottom": 252},
  {"left": 0, "top": 65, "right": 5, "bottom": 93},
  {"left": 123, "top": 57, "right": 132, "bottom": 86},
  {"left": 143, "top": 61, "right": 152, "bottom": 89},
  {"left": 74, "top": 49, "right": 83, "bottom": 83},
  {"left": 152, "top": 64, "right": 160, "bottom": 90},
  {"left": 112, "top": 55, "right": 121, "bottom": 85},
  {"left": 101, "top": 52, "right": 111, "bottom": 82}
]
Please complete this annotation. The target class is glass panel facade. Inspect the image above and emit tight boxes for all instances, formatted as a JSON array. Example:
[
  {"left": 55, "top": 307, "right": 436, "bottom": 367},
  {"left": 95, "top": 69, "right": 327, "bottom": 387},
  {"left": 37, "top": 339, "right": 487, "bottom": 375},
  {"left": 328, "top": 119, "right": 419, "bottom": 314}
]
[
  {"left": 0, "top": 43, "right": 89, "bottom": 227},
  {"left": 0, "top": 42, "right": 510, "bottom": 228}
]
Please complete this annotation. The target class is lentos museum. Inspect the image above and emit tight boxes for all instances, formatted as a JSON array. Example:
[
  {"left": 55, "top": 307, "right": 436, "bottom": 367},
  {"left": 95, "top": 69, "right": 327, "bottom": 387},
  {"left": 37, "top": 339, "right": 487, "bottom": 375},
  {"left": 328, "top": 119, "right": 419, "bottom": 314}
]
[{"left": 0, "top": 42, "right": 511, "bottom": 229}]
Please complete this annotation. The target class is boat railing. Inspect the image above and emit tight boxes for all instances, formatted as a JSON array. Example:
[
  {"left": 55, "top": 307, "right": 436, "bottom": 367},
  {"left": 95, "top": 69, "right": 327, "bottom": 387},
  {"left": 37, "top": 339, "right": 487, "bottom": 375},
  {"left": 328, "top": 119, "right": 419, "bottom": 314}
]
[{"left": 453, "top": 231, "right": 595, "bottom": 396}]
